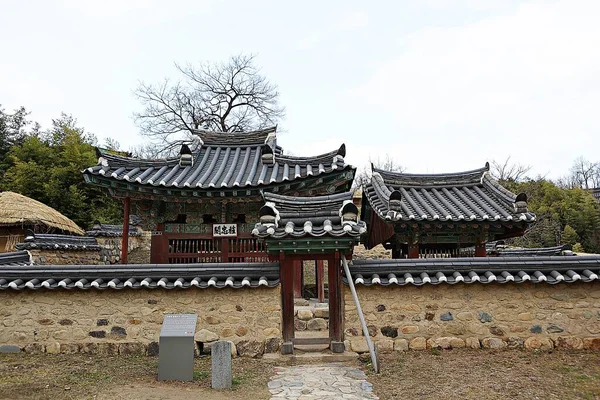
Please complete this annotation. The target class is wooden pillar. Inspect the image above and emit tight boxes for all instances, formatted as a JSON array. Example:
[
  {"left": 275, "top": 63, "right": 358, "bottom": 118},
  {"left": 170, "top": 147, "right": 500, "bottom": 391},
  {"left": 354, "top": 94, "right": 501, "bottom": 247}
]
[
  {"left": 121, "top": 197, "right": 130, "bottom": 265},
  {"left": 280, "top": 255, "right": 295, "bottom": 354},
  {"left": 475, "top": 242, "right": 486, "bottom": 257},
  {"left": 315, "top": 260, "right": 325, "bottom": 303},
  {"left": 328, "top": 252, "right": 344, "bottom": 352},
  {"left": 407, "top": 243, "right": 419, "bottom": 259},
  {"left": 293, "top": 260, "right": 303, "bottom": 298}
]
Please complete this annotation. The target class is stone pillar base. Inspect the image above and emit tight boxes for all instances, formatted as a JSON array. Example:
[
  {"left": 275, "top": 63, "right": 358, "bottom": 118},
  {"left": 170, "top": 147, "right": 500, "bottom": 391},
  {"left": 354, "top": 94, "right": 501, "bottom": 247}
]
[
  {"left": 281, "top": 342, "right": 294, "bottom": 355},
  {"left": 330, "top": 341, "right": 345, "bottom": 353}
]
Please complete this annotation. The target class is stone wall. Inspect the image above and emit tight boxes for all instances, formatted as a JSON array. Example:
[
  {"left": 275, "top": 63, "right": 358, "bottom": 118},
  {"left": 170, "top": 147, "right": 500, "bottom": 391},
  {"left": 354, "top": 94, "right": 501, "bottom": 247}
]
[
  {"left": 30, "top": 249, "right": 101, "bottom": 265},
  {"left": 344, "top": 282, "right": 600, "bottom": 352},
  {"left": 95, "top": 234, "right": 151, "bottom": 265},
  {"left": 0, "top": 287, "right": 282, "bottom": 357},
  {"left": 352, "top": 244, "right": 391, "bottom": 260}
]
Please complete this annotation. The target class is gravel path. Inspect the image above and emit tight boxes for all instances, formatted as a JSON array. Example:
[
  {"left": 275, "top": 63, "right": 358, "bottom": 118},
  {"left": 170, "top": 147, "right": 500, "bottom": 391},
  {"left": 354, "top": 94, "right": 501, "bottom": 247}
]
[{"left": 267, "top": 363, "right": 378, "bottom": 399}]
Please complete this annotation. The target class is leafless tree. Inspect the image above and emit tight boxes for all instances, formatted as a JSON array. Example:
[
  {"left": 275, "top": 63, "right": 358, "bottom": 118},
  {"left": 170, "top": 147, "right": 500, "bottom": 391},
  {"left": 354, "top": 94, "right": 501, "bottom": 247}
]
[
  {"left": 490, "top": 156, "right": 532, "bottom": 183},
  {"left": 569, "top": 157, "right": 600, "bottom": 189},
  {"left": 134, "top": 54, "right": 285, "bottom": 156},
  {"left": 355, "top": 154, "right": 405, "bottom": 189}
]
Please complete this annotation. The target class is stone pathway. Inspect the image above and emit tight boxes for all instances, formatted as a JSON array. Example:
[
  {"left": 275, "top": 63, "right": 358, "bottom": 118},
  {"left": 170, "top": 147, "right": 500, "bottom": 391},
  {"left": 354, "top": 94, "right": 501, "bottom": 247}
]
[{"left": 267, "top": 363, "right": 378, "bottom": 399}]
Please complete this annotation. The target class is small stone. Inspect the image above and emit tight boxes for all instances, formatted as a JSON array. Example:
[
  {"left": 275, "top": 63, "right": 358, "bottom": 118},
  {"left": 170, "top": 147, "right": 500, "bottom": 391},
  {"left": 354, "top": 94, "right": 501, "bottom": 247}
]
[
  {"left": 89, "top": 330, "right": 106, "bottom": 339},
  {"left": 235, "top": 326, "right": 248, "bottom": 337},
  {"left": 263, "top": 328, "right": 280, "bottom": 337},
  {"left": 377, "top": 339, "right": 394, "bottom": 353},
  {"left": 440, "top": 312, "right": 453, "bottom": 321},
  {"left": 524, "top": 336, "right": 553, "bottom": 351},
  {"left": 147, "top": 299, "right": 158, "bottom": 305},
  {"left": 583, "top": 338, "right": 600, "bottom": 350},
  {"left": 394, "top": 339, "right": 409, "bottom": 351},
  {"left": 381, "top": 326, "right": 398, "bottom": 338},
  {"left": 147, "top": 341, "right": 160, "bottom": 356},
  {"left": 350, "top": 338, "right": 369, "bottom": 353},
  {"left": 96, "top": 319, "right": 109, "bottom": 326},
  {"left": 457, "top": 312, "right": 474, "bottom": 321},
  {"left": 409, "top": 337, "right": 427, "bottom": 350},
  {"left": 363, "top": 325, "right": 378, "bottom": 337},
  {"left": 376, "top": 304, "right": 386, "bottom": 312},
  {"left": 530, "top": 325, "right": 543, "bottom": 334},
  {"left": 58, "top": 319, "right": 73, "bottom": 326},
  {"left": 481, "top": 337, "right": 506, "bottom": 349},
  {"left": 401, "top": 325, "right": 419, "bottom": 334},
  {"left": 264, "top": 338, "right": 281, "bottom": 353},
  {"left": 307, "top": 318, "right": 328, "bottom": 331},
  {"left": 295, "top": 320, "right": 308, "bottom": 331},
  {"left": 478, "top": 312, "right": 493, "bottom": 323},
  {"left": 236, "top": 305, "right": 243, "bottom": 312},
  {"left": 412, "top": 314, "right": 422, "bottom": 322},
  {"left": 507, "top": 337, "right": 524, "bottom": 349},
  {"left": 518, "top": 313, "right": 533, "bottom": 321},
  {"left": 425, "top": 312, "right": 435, "bottom": 321},
  {"left": 60, "top": 344, "right": 80, "bottom": 354},
  {"left": 38, "top": 318, "right": 54, "bottom": 326},
  {"left": 345, "top": 327, "right": 359, "bottom": 336},
  {"left": 547, "top": 324, "right": 564, "bottom": 334},
  {"left": 45, "top": 343, "right": 61, "bottom": 354},
  {"left": 297, "top": 309, "right": 313, "bottom": 321},
  {"left": 111, "top": 326, "right": 127, "bottom": 336},
  {"left": 128, "top": 319, "right": 142, "bottom": 325},
  {"left": 196, "top": 329, "right": 218, "bottom": 343},
  {"left": 237, "top": 340, "right": 264, "bottom": 358},
  {"left": 489, "top": 326, "right": 505, "bottom": 336},
  {"left": 119, "top": 342, "right": 145, "bottom": 355},
  {"left": 555, "top": 337, "right": 583, "bottom": 350},
  {"left": 313, "top": 308, "right": 329, "bottom": 318},
  {"left": 465, "top": 337, "right": 480, "bottom": 349}
]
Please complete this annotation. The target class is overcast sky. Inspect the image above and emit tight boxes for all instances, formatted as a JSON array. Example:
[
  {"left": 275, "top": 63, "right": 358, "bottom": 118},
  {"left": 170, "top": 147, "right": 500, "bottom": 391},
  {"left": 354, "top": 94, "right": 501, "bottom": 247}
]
[{"left": 1, "top": 0, "right": 598, "bottom": 179}]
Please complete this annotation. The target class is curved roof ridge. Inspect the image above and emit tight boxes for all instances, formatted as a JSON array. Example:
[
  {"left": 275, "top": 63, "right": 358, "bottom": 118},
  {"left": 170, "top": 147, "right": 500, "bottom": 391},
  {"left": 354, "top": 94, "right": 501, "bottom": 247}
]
[
  {"left": 275, "top": 145, "right": 345, "bottom": 166},
  {"left": 263, "top": 191, "right": 353, "bottom": 205},
  {"left": 193, "top": 126, "right": 277, "bottom": 146},
  {"left": 374, "top": 163, "right": 489, "bottom": 187},
  {"left": 96, "top": 148, "right": 180, "bottom": 168}
]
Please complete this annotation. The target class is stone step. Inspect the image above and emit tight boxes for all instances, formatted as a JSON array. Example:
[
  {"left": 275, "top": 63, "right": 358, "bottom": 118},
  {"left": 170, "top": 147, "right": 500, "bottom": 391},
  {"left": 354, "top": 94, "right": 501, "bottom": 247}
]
[{"left": 264, "top": 351, "right": 359, "bottom": 363}]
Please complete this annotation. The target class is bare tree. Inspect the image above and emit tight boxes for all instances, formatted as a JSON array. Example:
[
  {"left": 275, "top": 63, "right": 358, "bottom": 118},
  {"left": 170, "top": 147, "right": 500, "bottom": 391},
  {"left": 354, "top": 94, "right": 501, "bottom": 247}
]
[
  {"left": 569, "top": 157, "right": 600, "bottom": 189},
  {"left": 355, "top": 154, "right": 405, "bottom": 189},
  {"left": 134, "top": 54, "right": 285, "bottom": 156},
  {"left": 490, "top": 156, "right": 532, "bottom": 183}
]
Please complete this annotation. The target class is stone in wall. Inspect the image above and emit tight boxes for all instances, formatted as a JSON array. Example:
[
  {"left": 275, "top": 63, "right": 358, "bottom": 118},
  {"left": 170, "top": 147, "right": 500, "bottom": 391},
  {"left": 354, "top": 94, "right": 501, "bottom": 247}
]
[{"left": 30, "top": 249, "right": 101, "bottom": 266}]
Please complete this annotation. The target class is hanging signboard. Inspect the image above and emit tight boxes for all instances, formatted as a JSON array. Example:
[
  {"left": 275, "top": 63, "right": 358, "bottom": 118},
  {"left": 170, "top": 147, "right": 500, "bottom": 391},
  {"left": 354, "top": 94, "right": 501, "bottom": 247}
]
[{"left": 213, "top": 223, "right": 238, "bottom": 237}]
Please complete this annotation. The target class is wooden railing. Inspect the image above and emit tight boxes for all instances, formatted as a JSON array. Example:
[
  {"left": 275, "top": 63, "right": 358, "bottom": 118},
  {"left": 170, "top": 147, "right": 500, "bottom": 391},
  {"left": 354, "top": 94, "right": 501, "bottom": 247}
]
[{"left": 164, "top": 236, "right": 268, "bottom": 264}]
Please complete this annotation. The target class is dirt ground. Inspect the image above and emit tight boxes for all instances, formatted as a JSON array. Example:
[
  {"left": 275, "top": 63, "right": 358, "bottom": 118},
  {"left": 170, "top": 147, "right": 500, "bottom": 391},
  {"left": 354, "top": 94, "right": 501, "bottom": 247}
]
[
  {"left": 365, "top": 350, "right": 600, "bottom": 400},
  {"left": 1, "top": 350, "right": 599, "bottom": 400}
]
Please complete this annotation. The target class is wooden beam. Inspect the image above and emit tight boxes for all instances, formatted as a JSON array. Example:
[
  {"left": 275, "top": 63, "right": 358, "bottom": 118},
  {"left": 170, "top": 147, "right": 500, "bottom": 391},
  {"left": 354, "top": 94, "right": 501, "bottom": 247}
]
[{"left": 121, "top": 197, "right": 130, "bottom": 264}]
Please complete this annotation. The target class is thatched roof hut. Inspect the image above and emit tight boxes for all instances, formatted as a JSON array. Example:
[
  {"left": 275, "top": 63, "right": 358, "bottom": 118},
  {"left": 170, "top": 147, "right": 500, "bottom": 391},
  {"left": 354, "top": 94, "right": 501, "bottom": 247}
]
[{"left": 0, "top": 192, "right": 84, "bottom": 252}]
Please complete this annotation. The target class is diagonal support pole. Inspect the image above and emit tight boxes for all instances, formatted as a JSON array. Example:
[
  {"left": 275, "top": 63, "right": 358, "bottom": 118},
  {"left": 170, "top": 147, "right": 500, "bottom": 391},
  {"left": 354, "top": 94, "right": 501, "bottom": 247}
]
[{"left": 341, "top": 255, "right": 379, "bottom": 373}]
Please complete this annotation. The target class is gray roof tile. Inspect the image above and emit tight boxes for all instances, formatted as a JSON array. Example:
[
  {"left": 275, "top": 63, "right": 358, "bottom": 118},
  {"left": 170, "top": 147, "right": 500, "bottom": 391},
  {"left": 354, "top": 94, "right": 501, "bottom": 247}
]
[
  {"left": 253, "top": 191, "right": 366, "bottom": 239},
  {"left": 363, "top": 163, "right": 536, "bottom": 223},
  {"left": 15, "top": 232, "right": 101, "bottom": 251},
  {"left": 0, "top": 251, "right": 33, "bottom": 267},
  {"left": 345, "top": 256, "right": 600, "bottom": 286},
  {"left": 84, "top": 128, "right": 351, "bottom": 190}
]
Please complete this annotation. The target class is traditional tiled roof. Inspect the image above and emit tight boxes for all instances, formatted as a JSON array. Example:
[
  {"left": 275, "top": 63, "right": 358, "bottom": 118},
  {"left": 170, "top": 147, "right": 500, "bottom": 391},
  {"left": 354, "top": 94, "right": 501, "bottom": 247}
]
[
  {"left": 86, "top": 221, "right": 141, "bottom": 237},
  {"left": 252, "top": 191, "right": 367, "bottom": 239},
  {"left": 0, "top": 262, "right": 279, "bottom": 290},
  {"left": 344, "top": 257, "right": 600, "bottom": 286},
  {"left": 83, "top": 127, "right": 352, "bottom": 191},
  {"left": 363, "top": 163, "right": 536, "bottom": 223},
  {"left": 0, "top": 251, "right": 33, "bottom": 267},
  {"left": 15, "top": 232, "right": 101, "bottom": 251}
]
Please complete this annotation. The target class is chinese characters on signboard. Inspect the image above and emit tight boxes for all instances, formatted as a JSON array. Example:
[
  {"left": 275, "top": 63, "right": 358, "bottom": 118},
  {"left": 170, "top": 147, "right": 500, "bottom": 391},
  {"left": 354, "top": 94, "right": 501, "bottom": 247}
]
[{"left": 213, "top": 224, "right": 237, "bottom": 237}]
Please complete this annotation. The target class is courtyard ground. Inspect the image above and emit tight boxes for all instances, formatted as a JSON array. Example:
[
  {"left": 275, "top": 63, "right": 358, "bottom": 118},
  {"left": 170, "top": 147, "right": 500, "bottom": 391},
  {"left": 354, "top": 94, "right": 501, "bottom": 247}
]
[{"left": 0, "top": 350, "right": 599, "bottom": 399}]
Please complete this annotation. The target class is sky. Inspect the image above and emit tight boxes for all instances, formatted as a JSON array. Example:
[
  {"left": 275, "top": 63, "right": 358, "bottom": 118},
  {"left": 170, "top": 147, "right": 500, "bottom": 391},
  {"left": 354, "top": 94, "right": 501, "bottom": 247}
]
[{"left": 1, "top": 0, "right": 598, "bottom": 179}]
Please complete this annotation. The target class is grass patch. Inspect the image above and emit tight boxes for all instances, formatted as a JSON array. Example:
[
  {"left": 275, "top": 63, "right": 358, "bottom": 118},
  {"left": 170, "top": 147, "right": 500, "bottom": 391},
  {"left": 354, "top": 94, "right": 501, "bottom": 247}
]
[{"left": 194, "top": 370, "right": 209, "bottom": 380}]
